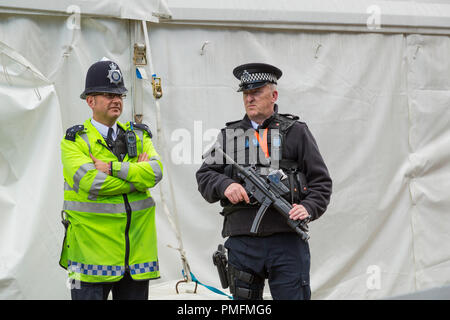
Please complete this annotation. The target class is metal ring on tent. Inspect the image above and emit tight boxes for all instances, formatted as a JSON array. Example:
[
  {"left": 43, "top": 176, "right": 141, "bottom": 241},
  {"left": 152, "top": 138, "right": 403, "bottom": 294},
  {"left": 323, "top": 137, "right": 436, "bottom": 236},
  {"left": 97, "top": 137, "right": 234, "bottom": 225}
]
[{"left": 175, "top": 278, "right": 198, "bottom": 294}]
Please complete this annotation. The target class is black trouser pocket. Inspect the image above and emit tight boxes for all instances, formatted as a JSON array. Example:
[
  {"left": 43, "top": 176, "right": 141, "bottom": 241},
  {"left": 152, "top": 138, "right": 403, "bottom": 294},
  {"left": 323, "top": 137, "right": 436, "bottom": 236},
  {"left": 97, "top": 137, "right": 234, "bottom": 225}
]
[{"left": 300, "top": 273, "right": 311, "bottom": 300}]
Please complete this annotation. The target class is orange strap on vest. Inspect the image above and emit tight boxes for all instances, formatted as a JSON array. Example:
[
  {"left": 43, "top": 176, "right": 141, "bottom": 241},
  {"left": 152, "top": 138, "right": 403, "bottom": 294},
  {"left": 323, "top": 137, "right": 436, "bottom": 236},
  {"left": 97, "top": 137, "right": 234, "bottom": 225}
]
[{"left": 254, "top": 128, "right": 269, "bottom": 159}]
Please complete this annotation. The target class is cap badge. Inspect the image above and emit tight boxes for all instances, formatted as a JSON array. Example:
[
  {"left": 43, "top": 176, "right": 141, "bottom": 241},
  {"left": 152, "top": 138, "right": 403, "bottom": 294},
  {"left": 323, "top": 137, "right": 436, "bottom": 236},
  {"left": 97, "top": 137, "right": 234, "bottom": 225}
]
[
  {"left": 241, "top": 70, "right": 251, "bottom": 82},
  {"left": 107, "top": 63, "right": 123, "bottom": 85}
]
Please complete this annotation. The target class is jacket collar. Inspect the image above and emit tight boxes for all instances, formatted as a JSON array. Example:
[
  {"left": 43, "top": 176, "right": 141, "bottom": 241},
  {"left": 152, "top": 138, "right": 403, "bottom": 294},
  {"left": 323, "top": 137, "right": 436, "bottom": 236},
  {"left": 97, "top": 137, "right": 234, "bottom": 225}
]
[
  {"left": 243, "top": 104, "right": 279, "bottom": 129},
  {"left": 84, "top": 119, "right": 127, "bottom": 141}
]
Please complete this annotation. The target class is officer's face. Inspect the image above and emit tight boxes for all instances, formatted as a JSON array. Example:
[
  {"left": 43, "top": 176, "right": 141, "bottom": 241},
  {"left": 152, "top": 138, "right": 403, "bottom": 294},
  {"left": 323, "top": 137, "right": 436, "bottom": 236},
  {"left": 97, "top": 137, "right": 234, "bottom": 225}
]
[
  {"left": 87, "top": 93, "right": 123, "bottom": 126},
  {"left": 242, "top": 84, "right": 278, "bottom": 124}
]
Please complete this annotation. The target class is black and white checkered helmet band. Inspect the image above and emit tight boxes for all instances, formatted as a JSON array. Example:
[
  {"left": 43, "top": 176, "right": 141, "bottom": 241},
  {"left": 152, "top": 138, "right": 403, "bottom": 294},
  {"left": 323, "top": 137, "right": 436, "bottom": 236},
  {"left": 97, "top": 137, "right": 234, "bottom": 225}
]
[{"left": 240, "top": 71, "right": 278, "bottom": 87}]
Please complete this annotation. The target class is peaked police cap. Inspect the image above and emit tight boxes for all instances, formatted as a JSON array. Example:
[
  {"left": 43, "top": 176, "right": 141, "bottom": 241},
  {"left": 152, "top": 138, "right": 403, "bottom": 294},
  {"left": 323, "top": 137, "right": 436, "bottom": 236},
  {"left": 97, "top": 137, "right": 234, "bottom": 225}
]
[
  {"left": 233, "top": 63, "right": 282, "bottom": 92},
  {"left": 80, "top": 60, "right": 128, "bottom": 99}
]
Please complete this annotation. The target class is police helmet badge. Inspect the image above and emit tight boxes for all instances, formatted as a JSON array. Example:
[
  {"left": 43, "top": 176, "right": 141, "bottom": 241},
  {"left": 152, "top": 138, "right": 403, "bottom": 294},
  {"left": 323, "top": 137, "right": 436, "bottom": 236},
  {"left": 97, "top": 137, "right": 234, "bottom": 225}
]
[{"left": 107, "top": 63, "right": 123, "bottom": 85}]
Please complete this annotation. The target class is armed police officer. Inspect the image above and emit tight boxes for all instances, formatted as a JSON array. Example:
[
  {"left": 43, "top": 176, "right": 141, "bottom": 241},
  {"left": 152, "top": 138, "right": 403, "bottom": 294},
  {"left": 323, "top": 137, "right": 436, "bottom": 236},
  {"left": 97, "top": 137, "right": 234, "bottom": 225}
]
[
  {"left": 59, "top": 60, "right": 163, "bottom": 300},
  {"left": 196, "top": 63, "right": 332, "bottom": 300}
]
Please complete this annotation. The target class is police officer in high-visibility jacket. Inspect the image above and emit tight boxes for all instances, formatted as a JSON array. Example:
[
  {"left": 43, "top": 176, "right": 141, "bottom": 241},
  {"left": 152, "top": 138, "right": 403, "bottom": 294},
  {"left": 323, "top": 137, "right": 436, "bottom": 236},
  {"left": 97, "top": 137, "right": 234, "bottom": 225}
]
[{"left": 59, "top": 60, "right": 163, "bottom": 300}]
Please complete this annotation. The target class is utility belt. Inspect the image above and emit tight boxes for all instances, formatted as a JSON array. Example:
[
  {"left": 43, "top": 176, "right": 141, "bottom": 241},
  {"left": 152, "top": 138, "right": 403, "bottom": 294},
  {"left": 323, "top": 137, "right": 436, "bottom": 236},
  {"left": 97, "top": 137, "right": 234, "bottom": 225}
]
[{"left": 221, "top": 159, "right": 309, "bottom": 211}]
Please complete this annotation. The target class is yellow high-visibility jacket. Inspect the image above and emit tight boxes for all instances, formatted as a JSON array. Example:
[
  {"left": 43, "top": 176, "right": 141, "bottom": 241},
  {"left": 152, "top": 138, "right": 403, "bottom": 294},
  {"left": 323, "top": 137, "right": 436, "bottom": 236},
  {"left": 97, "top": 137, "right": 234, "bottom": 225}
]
[{"left": 59, "top": 119, "right": 163, "bottom": 282}]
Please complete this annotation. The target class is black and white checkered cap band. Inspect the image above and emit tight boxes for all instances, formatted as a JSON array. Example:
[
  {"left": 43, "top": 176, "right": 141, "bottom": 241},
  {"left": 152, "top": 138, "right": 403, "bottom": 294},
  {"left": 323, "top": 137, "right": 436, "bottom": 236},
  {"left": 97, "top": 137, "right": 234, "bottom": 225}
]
[{"left": 240, "top": 71, "right": 278, "bottom": 86}]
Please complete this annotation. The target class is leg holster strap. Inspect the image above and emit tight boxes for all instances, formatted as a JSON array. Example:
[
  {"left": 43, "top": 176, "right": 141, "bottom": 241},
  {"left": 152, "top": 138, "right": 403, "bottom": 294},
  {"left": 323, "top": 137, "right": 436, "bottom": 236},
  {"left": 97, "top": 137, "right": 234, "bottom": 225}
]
[{"left": 228, "top": 264, "right": 263, "bottom": 300}]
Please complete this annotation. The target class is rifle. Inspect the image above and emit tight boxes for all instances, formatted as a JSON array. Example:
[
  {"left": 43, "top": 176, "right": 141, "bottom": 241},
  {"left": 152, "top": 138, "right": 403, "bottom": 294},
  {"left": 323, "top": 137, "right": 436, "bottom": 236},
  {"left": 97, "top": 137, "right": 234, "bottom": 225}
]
[{"left": 215, "top": 146, "right": 310, "bottom": 241}]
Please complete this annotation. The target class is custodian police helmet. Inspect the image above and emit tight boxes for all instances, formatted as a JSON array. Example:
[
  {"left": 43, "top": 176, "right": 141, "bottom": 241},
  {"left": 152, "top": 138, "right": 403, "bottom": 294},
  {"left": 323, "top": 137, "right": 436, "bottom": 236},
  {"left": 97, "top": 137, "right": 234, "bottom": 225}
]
[
  {"left": 233, "top": 63, "right": 282, "bottom": 92},
  {"left": 80, "top": 60, "right": 128, "bottom": 99}
]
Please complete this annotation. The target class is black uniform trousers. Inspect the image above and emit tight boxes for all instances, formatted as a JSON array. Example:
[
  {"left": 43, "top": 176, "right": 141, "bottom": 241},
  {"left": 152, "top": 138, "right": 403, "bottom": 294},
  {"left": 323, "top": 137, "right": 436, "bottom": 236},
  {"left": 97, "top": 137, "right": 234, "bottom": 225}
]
[
  {"left": 70, "top": 272, "right": 149, "bottom": 300},
  {"left": 225, "top": 232, "right": 311, "bottom": 300}
]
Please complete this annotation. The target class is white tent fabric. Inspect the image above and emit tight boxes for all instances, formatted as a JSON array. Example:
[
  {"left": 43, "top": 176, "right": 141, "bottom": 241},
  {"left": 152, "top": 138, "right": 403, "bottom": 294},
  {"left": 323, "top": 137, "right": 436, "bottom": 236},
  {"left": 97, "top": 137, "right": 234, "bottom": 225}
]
[
  {"left": 165, "top": 0, "right": 450, "bottom": 35},
  {"left": 0, "top": 0, "right": 449, "bottom": 299},
  {"left": 0, "top": 0, "right": 172, "bottom": 22},
  {"left": 0, "top": 42, "right": 64, "bottom": 299}
]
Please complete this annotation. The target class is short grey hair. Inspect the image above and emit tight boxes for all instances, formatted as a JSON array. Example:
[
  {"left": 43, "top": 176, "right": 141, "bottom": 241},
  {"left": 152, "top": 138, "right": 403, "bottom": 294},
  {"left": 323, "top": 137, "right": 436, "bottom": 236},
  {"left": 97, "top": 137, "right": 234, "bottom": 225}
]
[{"left": 267, "top": 83, "right": 277, "bottom": 92}]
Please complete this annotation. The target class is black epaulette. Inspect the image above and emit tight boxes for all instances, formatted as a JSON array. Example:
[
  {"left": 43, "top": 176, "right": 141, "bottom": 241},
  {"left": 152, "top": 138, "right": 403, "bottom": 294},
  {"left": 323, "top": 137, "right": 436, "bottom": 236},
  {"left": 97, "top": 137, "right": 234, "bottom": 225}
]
[
  {"left": 133, "top": 122, "right": 152, "bottom": 138},
  {"left": 278, "top": 113, "right": 300, "bottom": 121},
  {"left": 64, "top": 125, "right": 85, "bottom": 141},
  {"left": 225, "top": 119, "right": 242, "bottom": 127}
]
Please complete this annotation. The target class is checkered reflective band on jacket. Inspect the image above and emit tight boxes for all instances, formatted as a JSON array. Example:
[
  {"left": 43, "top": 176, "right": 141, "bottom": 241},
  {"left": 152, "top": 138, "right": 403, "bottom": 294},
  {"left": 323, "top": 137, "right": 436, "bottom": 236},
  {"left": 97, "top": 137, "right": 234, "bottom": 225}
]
[{"left": 68, "top": 261, "right": 159, "bottom": 276}]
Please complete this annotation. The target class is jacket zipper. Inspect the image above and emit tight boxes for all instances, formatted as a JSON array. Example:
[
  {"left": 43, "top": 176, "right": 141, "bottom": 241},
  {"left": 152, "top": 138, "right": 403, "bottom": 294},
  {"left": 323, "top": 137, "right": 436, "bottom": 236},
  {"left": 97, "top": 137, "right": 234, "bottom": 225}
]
[
  {"left": 96, "top": 138, "right": 131, "bottom": 275},
  {"left": 123, "top": 194, "right": 132, "bottom": 274}
]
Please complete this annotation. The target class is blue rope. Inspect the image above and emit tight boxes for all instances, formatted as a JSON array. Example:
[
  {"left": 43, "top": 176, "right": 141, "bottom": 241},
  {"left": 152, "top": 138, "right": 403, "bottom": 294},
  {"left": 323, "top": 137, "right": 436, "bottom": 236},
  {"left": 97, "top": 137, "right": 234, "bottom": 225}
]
[{"left": 182, "top": 270, "right": 233, "bottom": 299}]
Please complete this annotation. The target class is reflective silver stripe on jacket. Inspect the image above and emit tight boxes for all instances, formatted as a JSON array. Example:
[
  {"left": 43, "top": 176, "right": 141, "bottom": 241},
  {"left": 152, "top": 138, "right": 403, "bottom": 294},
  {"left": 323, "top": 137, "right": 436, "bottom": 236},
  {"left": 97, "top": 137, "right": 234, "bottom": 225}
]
[
  {"left": 63, "top": 197, "right": 155, "bottom": 214},
  {"left": 64, "top": 181, "right": 74, "bottom": 191},
  {"left": 87, "top": 171, "right": 108, "bottom": 201},
  {"left": 149, "top": 155, "right": 162, "bottom": 162},
  {"left": 115, "top": 158, "right": 161, "bottom": 185},
  {"left": 71, "top": 133, "right": 93, "bottom": 193},
  {"left": 148, "top": 158, "right": 163, "bottom": 184},
  {"left": 67, "top": 174, "right": 135, "bottom": 197},
  {"left": 72, "top": 163, "right": 96, "bottom": 193},
  {"left": 79, "top": 133, "right": 91, "bottom": 153},
  {"left": 135, "top": 129, "right": 144, "bottom": 153},
  {"left": 116, "top": 162, "right": 130, "bottom": 180}
]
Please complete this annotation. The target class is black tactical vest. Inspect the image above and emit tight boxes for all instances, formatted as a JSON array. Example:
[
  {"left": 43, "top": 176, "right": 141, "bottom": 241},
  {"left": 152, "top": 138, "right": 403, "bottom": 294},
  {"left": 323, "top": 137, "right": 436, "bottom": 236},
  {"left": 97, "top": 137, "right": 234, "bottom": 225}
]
[{"left": 220, "top": 111, "right": 309, "bottom": 215}]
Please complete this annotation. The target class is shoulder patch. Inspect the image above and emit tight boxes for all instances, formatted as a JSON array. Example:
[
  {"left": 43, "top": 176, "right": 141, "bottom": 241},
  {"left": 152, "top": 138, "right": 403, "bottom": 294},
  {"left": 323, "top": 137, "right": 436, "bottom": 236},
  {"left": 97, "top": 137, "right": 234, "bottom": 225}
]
[
  {"left": 64, "top": 125, "right": 84, "bottom": 141},
  {"left": 133, "top": 122, "right": 153, "bottom": 138}
]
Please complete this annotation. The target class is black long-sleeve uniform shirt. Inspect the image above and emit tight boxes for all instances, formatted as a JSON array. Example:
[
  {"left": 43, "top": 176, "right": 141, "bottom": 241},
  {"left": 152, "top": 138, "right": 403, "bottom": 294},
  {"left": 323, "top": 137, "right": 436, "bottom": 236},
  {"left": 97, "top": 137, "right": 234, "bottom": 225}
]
[{"left": 196, "top": 106, "right": 332, "bottom": 237}]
